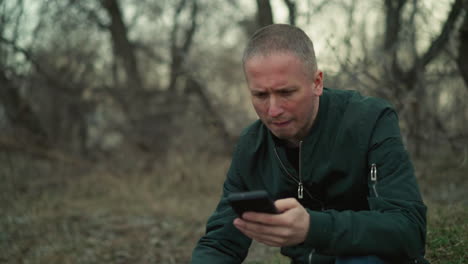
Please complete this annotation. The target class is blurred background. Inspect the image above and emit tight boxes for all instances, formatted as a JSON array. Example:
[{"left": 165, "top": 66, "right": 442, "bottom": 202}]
[{"left": 1, "top": 0, "right": 467, "bottom": 263}]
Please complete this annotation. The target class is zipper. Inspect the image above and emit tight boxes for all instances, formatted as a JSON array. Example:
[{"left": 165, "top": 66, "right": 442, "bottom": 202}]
[
  {"left": 273, "top": 142, "right": 324, "bottom": 209},
  {"left": 371, "top": 163, "right": 379, "bottom": 197},
  {"left": 298, "top": 141, "right": 304, "bottom": 199},
  {"left": 308, "top": 249, "right": 315, "bottom": 264},
  {"left": 273, "top": 141, "right": 304, "bottom": 199},
  {"left": 273, "top": 146, "right": 301, "bottom": 185}
]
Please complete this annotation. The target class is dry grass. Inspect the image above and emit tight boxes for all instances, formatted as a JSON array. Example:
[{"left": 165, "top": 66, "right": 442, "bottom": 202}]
[
  {"left": 1, "top": 150, "right": 467, "bottom": 263},
  {"left": 0, "top": 151, "right": 230, "bottom": 263}
]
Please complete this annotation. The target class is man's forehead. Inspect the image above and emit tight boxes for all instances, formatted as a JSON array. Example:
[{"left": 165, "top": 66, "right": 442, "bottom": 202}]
[{"left": 244, "top": 50, "right": 301, "bottom": 64}]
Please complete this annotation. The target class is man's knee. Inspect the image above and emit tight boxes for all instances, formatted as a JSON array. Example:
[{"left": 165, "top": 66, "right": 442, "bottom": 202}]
[{"left": 335, "top": 255, "right": 386, "bottom": 264}]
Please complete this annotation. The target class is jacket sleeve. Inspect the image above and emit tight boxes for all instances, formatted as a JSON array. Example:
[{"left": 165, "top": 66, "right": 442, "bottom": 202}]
[
  {"left": 190, "top": 144, "right": 252, "bottom": 264},
  {"left": 302, "top": 108, "right": 427, "bottom": 260}
]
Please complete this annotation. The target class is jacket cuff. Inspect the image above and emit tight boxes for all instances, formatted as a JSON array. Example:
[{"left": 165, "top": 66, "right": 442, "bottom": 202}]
[{"left": 303, "top": 209, "right": 333, "bottom": 249}]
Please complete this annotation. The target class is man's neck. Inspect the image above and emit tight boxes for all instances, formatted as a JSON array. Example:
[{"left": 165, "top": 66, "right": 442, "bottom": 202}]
[{"left": 285, "top": 140, "right": 300, "bottom": 148}]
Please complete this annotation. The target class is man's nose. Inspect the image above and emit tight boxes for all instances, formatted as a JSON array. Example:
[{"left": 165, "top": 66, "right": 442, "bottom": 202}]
[{"left": 268, "top": 97, "right": 284, "bottom": 117}]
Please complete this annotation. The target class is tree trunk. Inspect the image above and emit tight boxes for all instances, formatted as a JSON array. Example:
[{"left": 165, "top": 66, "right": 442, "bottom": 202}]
[
  {"left": 283, "top": 0, "right": 296, "bottom": 25},
  {"left": 168, "top": 0, "right": 198, "bottom": 94},
  {"left": 256, "top": 0, "right": 274, "bottom": 28},
  {"left": 101, "top": 0, "right": 142, "bottom": 89},
  {"left": 457, "top": 7, "right": 468, "bottom": 88},
  {"left": 383, "top": 0, "right": 407, "bottom": 52}
]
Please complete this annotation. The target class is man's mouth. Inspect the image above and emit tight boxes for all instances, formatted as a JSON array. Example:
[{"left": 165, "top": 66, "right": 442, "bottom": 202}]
[{"left": 271, "top": 120, "right": 291, "bottom": 127}]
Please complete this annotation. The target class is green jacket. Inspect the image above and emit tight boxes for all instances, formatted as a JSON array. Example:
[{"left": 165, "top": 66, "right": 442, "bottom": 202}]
[{"left": 191, "top": 88, "right": 427, "bottom": 264}]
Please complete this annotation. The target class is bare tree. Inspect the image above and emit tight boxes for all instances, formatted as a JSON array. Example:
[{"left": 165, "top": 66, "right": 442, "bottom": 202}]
[
  {"left": 327, "top": 0, "right": 466, "bottom": 157},
  {"left": 382, "top": 0, "right": 464, "bottom": 156}
]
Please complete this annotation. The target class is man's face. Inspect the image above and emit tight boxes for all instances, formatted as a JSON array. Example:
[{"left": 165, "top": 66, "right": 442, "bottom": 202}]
[{"left": 244, "top": 52, "right": 323, "bottom": 145}]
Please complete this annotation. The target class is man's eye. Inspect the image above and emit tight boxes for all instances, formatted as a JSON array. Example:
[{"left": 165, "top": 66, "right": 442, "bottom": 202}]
[
  {"left": 280, "top": 90, "right": 293, "bottom": 96},
  {"left": 254, "top": 93, "right": 267, "bottom": 98}
]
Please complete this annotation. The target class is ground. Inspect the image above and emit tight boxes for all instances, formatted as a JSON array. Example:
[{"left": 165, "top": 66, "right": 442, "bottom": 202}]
[{"left": 1, "top": 151, "right": 467, "bottom": 263}]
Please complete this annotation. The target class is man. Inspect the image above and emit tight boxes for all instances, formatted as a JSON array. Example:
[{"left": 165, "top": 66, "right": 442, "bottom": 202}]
[{"left": 191, "top": 24, "right": 428, "bottom": 264}]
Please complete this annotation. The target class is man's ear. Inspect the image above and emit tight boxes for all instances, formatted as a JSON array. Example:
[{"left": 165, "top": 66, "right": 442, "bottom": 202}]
[{"left": 313, "top": 70, "right": 323, "bottom": 96}]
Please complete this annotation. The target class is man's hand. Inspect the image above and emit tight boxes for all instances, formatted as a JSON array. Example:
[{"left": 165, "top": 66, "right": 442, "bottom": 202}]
[{"left": 233, "top": 198, "right": 310, "bottom": 247}]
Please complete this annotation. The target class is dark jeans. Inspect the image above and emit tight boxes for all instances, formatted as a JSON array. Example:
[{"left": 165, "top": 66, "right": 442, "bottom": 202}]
[{"left": 335, "top": 256, "right": 386, "bottom": 264}]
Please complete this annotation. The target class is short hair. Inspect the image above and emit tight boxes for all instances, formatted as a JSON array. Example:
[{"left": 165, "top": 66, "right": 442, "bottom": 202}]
[{"left": 242, "top": 24, "right": 318, "bottom": 75}]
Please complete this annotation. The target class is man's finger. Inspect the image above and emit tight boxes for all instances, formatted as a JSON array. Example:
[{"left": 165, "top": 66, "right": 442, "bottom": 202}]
[
  {"left": 241, "top": 212, "right": 277, "bottom": 224},
  {"left": 234, "top": 217, "right": 287, "bottom": 236},
  {"left": 274, "top": 198, "right": 300, "bottom": 212},
  {"left": 234, "top": 222, "right": 287, "bottom": 246}
]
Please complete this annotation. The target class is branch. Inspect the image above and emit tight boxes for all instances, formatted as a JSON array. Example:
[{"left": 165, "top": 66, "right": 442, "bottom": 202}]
[
  {"left": 68, "top": 0, "right": 108, "bottom": 29},
  {"left": 304, "top": 0, "right": 329, "bottom": 24},
  {"left": 168, "top": 0, "right": 198, "bottom": 92},
  {"left": 185, "top": 77, "right": 236, "bottom": 152},
  {"left": 0, "top": 36, "right": 81, "bottom": 97},
  {"left": 170, "top": 0, "right": 188, "bottom": 53},
  {"left": 182, "top": 0, "right": 198, "bottom": 55},
  {"left": 418, "top": 0, "right": 464, "bottom": 69},
  {"left": 283, "top": 0, "right": 296, "bottom": 25},
  {"left": 408, "top": 0, "right": 419, "bottom": 58},
  {"left": 325, "top": 38, "right": 378, "bottom": 89}
]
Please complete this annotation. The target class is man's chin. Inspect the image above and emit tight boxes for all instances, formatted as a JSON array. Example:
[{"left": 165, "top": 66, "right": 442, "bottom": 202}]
[{"left": 270, "top": 130, "right": 293, "bottom": 141}]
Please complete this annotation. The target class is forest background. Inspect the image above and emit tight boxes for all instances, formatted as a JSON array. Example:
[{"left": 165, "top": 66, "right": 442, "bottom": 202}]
[{"left": 1, "top": 0, "right": 467, "bottom": 263}]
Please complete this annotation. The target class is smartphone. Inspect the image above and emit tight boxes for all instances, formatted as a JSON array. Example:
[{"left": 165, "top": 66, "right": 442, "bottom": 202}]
[{"left": 227, "top": 190, "right": 278, "bottom": 217}]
